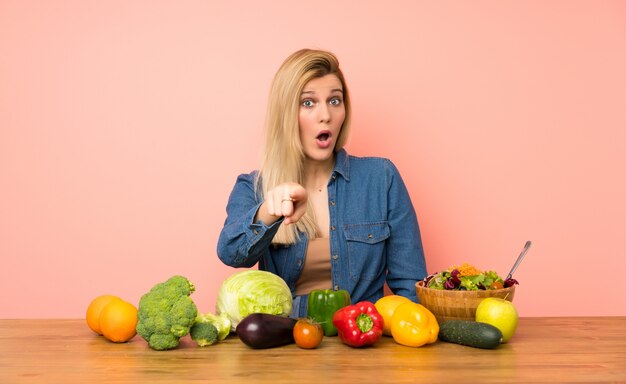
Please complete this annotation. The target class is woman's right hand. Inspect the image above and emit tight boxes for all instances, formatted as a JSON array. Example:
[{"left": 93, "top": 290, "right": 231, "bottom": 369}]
[{"left": 256, "top": 182, "right": 308, "bottom": 226}]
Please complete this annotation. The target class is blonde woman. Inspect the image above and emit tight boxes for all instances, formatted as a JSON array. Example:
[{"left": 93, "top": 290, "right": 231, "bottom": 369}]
[{"left": 217, "top": 49, "right": 427, "bottom": 317}]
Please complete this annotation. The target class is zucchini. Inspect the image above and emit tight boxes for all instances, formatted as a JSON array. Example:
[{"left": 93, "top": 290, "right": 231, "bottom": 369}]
[{"left": 439, "top": 320, "right": 503, "bottom": 349}]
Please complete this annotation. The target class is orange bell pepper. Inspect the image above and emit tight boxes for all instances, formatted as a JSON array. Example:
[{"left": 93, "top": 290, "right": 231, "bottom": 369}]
[{"left": 390, "top": 302, "right": 439, "bottom": 347}]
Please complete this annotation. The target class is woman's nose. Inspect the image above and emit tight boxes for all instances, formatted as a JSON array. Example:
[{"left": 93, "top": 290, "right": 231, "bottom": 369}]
[{"left": 319, "top": 104, "right": 331, "bottom": 123}]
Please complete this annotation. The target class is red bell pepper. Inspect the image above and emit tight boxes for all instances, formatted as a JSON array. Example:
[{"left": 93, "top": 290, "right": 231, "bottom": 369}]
[{"left": 332, "top": 301, "right": 384, "bottom": 348}]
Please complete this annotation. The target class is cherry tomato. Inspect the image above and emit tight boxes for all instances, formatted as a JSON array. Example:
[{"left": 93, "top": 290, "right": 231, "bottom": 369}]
[
  {"left": 489, "top": 281, "right": 504, "bottom": 290},
  {"left": 293, "top": 318, "right": 324, "bottom": 349}
]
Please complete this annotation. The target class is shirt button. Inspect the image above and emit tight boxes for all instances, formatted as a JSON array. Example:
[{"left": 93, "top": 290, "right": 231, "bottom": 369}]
[
  {"left": 334, "top": 285, "right": 340, "bottom": 290},
  {"left": 367, "top": 234, "right": 373, "bottom": 239},
  {"left": 332, "top": 254, "right": 338, "bottom": 260},
  {"left": 297, "top": 260, "right": 303, "bottom": 267},
  {"left": 332, "top": 175, "right": 336, "bottom": 180},
  {"left": 331, "top": 225, "right": 336, "bottom": 231},
  {"left": 253, "top": 229, "right": 259, "bottom": 235},
  {"left": 330, "top": 201, "right": 336, "bottom": 206}
]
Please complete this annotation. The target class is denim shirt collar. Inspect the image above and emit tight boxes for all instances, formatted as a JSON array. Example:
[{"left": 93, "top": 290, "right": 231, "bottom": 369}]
[{"left": 333, "top": 148, "right": 351, "bottom": 181}]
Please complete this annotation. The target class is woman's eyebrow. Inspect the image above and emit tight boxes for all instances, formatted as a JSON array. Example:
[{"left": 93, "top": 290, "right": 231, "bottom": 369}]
[{"left": 300, "top": 88, "right": 344, "bottom": 95}]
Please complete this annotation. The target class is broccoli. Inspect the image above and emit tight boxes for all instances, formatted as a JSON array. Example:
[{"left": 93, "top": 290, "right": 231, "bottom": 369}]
[
  {"left": 189, "top": 312, "right": 231, "bottom": 347},
  {"left": 136, "top": 275, "right": 198, "bottom": 350},
  {"left": 190, "top": 318, "right": 219, "bottom": 347},
  {"left": 200, "top": 313, "right": 231, "bottom": 340}
]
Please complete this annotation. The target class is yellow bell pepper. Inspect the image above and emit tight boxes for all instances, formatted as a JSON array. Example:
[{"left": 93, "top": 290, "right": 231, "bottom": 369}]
[{"left": 390, "top": 301, "right": 439, "bottom": 347}]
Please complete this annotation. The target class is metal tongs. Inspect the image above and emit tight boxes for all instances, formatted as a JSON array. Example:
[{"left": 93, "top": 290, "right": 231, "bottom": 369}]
[{"left": 506, "top": 240, "right": 532, "bottom": 280}]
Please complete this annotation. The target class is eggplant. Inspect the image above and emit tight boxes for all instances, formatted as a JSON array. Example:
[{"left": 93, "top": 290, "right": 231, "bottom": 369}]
[{"left": 236, "top": 313, "right": 297, "bottom": 349}]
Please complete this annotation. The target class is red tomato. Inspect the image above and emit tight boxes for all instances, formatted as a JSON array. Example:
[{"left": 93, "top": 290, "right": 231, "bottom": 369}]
[{"left": 293, "top": 318, "right": 324, "bottom": 349}]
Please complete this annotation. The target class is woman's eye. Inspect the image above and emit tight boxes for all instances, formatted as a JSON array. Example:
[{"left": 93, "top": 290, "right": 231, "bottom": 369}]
[
  {"left": 302, "top": 100, "right": 314, "bottom": 107},
  {"left": 329, "top": 97, "right": 342, "bottom": 106}
]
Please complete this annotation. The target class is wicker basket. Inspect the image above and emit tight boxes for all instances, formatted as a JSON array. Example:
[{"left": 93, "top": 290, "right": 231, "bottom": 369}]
[{"left": 415, "top": 280, "right": 515, "bottom": 324}]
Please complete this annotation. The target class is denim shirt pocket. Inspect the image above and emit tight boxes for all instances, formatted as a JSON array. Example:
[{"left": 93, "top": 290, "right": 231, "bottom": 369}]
[{"left": 343, "top": 221, "right": 390, "bottom": 282}]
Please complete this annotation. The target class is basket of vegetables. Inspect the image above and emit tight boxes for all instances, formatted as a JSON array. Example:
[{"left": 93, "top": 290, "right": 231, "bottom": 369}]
[{"left": 416, "top": 263, "right": 518, "bottom": 324}]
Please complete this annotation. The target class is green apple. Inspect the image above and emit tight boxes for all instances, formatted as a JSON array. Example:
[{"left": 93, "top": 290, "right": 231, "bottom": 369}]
[{"left": 475, "top": 298, "right": 519, "bottom": 342}]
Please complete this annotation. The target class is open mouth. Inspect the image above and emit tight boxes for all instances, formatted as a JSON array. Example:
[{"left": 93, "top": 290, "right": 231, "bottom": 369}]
[{"left": 316, "top": 131, "right": 331, "bottom": 142}]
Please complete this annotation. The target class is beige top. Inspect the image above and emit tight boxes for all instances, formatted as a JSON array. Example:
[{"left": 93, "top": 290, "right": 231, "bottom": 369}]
[{"left": 294, "top": 237, "right": 332, "bottom": 296}]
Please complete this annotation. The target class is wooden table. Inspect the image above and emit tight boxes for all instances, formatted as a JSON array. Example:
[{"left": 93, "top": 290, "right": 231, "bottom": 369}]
[{"left": 1, "top": 317, "right": 625, "bottom": 383}]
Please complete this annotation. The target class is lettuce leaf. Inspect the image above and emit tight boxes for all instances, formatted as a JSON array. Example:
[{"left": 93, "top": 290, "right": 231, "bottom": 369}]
[{"left": 423, "top": 269, "right": 507, "bottom": 291}]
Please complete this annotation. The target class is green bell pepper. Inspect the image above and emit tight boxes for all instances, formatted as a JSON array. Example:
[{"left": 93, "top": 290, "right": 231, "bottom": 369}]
[{"left": 306, "top": 289, "right": 351, "bottom": 336}]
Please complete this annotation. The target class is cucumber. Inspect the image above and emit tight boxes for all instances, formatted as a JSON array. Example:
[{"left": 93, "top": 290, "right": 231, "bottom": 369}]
[{"left": 439, "top": 320, "right": 503, "bottom": 349}]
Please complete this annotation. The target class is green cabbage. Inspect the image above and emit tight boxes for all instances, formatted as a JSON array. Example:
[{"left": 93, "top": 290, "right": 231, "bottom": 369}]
[{"left": 216, "top": 270, "right": 293, "bottom": 330}]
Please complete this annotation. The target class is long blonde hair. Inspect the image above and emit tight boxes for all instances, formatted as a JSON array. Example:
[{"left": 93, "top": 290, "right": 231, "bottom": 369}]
[{"left": 257, "top": 49, "right": 352, "bottom": 244}]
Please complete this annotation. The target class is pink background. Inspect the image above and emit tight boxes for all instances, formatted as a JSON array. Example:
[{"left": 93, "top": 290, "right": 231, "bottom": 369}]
[{"left": 1, "top": 1, "right": 625, "bottom": 319}]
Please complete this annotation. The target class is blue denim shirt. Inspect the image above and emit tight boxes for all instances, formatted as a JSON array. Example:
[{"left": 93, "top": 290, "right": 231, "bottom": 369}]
[{"left": 217, "top": 149, "right": 427, "bottom": 317}]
